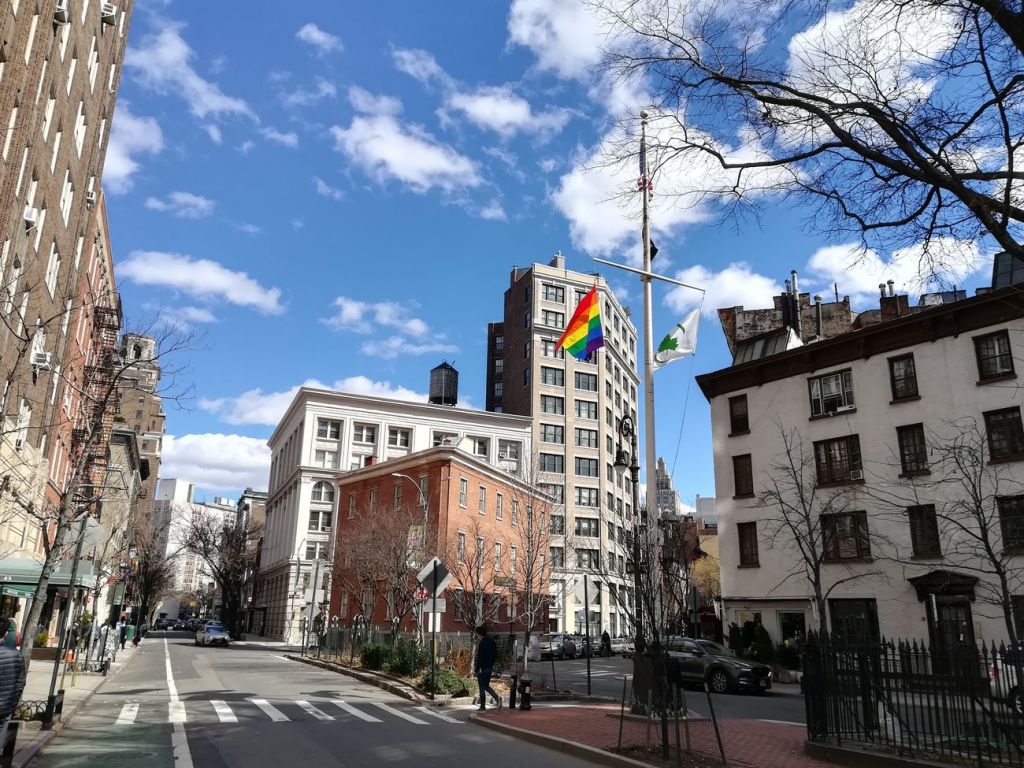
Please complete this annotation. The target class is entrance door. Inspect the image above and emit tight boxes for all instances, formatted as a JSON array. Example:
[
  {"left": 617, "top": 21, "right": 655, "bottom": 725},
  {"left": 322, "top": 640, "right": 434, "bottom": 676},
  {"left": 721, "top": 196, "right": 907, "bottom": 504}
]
[{"left": 929, "top": 596, "right": 976, "bottom": 675}]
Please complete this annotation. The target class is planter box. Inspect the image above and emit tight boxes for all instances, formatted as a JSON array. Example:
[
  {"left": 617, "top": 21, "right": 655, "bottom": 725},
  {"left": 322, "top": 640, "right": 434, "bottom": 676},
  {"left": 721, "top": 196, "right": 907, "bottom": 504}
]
[{"left": 31, "top": 647, "right": 58, "bottom": 661}]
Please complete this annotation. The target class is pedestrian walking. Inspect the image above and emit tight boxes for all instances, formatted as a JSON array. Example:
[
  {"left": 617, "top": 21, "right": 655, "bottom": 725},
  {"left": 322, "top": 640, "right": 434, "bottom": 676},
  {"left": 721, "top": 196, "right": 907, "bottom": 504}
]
[
  {"left": 474, "top": 624, "right": 501, "bottom": 712},
  {"left": 601, "top": 629, "right": 612, "bottom": 658},
  {"left": 0, "top": 618, "right": 27, "bottom": 750},
  {"left": 118, "top": 622, "right": 127, "bottom": 651}
]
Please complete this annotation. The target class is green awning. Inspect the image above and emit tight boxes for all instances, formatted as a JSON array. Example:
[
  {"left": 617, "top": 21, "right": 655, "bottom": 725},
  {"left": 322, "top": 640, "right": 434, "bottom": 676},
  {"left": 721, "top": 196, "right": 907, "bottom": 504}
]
[
  {"left": 2, "top": 586, "right": 34, "bottom": 599},
  {"left": 0, "top": 558, "right": 98, "bottom": 590}
]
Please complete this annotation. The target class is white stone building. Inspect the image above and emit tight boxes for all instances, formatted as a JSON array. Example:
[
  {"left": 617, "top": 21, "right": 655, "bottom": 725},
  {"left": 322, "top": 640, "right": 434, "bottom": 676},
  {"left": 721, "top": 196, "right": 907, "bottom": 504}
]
[
  {"left": 698, "top": 281, "right": 1024, "bottom": 650},
  {"left": 257, "top": 386, "right": 533, "bottom": 643}
]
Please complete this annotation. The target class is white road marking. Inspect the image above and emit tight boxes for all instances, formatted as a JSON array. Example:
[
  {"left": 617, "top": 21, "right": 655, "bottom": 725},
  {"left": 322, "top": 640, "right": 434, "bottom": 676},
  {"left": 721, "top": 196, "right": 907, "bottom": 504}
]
[
  {"left": 332, "top": 699, "right": 382, "bottom": 722},
  {"left": 211, "top": 700, "right": 237, "bottom": 723},
  {"left": 759, "top": 719, "right": 804, "bottom": 727},
  {"left": 373, "top": 702, "right": 429, "bottom": 724},
  {"left": 415, "top": 706, "right": 461, "bottom": 723},
  {"left": 164, "top": 639, "right": 194, "bottom": 768},
  {"left": 249, "top": 698, "right": 290, "bottom": 722},
  {"left": 169, "top": 700, "right": 187, "bottom": 724},
  {"left": 296, "top": 700, "right": 334, "bottom": 721},
  {"left": 115, "top": 703, "right": 138, "bottom": 725}
]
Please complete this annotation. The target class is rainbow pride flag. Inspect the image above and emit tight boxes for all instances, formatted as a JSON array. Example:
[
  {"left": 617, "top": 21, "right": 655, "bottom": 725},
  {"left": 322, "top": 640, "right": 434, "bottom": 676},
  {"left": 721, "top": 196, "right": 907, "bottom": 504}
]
[{"left": 557, "top": 286, "right": 604, "bottom": 359}]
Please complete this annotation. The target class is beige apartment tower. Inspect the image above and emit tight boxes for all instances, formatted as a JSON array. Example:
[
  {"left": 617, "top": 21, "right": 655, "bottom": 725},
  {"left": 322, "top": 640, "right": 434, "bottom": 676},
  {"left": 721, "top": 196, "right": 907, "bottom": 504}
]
[{"left": 486, "top": 252, "right": 640, "bottom": 635}]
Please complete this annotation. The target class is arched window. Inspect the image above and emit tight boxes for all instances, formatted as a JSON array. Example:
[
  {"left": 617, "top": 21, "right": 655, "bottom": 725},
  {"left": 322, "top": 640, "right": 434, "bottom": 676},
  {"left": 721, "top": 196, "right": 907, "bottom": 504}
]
[{"left": 311, "top": 481, "right": 334, "bottom": 503}]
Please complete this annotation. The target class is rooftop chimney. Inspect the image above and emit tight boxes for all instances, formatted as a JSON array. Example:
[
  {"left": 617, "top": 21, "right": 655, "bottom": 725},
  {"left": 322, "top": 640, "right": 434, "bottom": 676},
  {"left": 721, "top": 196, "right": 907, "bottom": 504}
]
[
  {"left": 879, "top": 283, "right": 886, "bottom": 298},
  {"left": 814, "top": 295, "right": 823, "bottom": 338},
  {"left": 887, "top": 279, "right": 895, "bottom": 297},
  {"left": 791, "top": 270, "right": 799, "bottom": 294},
  {"left": 550, "top": 250, "right": 565, "bottom": 269}
]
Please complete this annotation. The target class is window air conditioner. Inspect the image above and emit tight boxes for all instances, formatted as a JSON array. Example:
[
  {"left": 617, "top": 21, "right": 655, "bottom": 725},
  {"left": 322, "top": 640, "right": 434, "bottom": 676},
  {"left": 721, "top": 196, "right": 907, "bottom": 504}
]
[
  {"left": 85, "top": 191, "right": 97, "bottom": 206},
  {"left": 14, "top": 439, "right": 23, "bottom": 452},
  {"left": 101, "top": 3, "right": 117, "bottom": 24},
  {"left": 321, "top": 526, "right": 332, "bottom": 533},
  {"left": 834, "top": 404, "right": 856, "bottom": 414},
  {"left": 23, "top": 207, "right": 40, "bottom": 231},
  {"left": 849, "top": 469, "right": 864, "bottom": 481},
  {"left": 54, "top": 0, "right": 69, "bottom": 24},
  {"left": 31, "top": 351, "right": 52, "bottom": 371}
]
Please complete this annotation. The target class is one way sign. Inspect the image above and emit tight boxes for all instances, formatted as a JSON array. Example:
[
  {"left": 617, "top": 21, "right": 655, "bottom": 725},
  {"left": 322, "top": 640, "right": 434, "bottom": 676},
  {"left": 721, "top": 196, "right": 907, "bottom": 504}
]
[{"left": 417, "top": 556, "right": 452, "bottom": 597}]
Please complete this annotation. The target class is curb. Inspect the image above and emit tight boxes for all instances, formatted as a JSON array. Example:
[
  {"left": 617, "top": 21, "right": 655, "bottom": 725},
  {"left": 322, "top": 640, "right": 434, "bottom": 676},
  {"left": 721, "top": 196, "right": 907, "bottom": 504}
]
[
  {"left": 13, "top": 647, "right": 139, "bottom": 768},
  {"left": 285, "top": 655, "right": 427, "bottom": 702},
  {"left": 470, "top": 713, "right": 657, "bottom": 768}
]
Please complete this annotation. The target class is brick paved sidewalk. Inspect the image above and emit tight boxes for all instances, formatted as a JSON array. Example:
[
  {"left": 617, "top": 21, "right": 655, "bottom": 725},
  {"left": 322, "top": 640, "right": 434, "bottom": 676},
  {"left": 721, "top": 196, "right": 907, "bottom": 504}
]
[{"left": 478, "top": 705, "right": 838, "bottom": 768}]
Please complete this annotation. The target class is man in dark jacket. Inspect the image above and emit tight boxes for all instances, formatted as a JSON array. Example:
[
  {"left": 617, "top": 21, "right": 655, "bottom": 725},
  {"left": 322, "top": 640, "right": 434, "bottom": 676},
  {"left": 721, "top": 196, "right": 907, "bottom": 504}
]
[
  {"left": 474, "top": 624, "right": 501, "bottom": 712},
  {"left": 0, "top": 618, "right": 26, "bottom": 744}
]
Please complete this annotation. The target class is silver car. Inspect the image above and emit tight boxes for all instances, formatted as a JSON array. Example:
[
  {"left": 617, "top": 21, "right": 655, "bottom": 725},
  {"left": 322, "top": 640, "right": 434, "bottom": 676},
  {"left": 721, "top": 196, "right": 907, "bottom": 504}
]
[{"left": 195, "top": 623, "right": 230, "bottom": 647}]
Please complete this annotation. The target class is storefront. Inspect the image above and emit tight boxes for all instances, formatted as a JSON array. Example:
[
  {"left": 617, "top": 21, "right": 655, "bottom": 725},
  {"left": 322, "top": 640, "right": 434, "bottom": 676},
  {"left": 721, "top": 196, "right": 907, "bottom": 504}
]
[{"left": 0, "top": 558, "right": 99, "bottom": 643}]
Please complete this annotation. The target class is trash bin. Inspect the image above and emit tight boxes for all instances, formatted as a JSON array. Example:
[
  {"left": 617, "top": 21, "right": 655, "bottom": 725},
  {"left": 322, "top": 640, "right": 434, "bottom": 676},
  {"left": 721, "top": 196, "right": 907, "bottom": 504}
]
[{"left": 124, "top": 625, "right": 136, "bottom": 642}]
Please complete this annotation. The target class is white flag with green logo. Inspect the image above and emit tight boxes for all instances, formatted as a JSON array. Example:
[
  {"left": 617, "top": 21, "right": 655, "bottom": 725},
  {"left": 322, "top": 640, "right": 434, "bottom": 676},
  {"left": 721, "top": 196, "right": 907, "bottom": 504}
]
[{"left": 654, "top": 308, "right": 700, "bottom": 370}]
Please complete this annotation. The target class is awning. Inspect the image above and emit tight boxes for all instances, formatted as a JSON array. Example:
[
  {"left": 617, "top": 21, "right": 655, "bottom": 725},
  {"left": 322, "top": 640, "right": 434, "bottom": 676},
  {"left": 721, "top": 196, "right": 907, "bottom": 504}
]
[
  {"left": 0, "top": 557, "right": 98, "bottom": 591},
  {"left": 908, "top": 569, "right": 978, "bottom": 601}
]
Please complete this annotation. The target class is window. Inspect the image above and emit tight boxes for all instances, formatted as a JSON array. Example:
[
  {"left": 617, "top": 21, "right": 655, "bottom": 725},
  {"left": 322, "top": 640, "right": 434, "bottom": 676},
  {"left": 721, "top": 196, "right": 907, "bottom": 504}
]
[
  {"left": 305, "top": 543, "right": 323, "bottom": 561},
  {"left": 493, "top": 382, "right": 503, "bottom": 398},
  {"left": 44, "top": 242, "right": 60, "bottom": 296},
  {"left": 314, "top": 450, "right": 338, "bottom": 469},
  {"left": 308, "top": 509, "right": 332, "bottom": 532},
  {"left": 387, "top": 427, "right": 410, "bottom": 448},
  {"left": 353, "top": 424, "right": 376, "bottom": 444},
  {"left": 813, "top": 435, "right": 863, "bottom": 484},
  {"left": 808, "top": 370, "right": 855, "bottom": 417},
  {"left": 433, "top": 431, "right": 457, "bottom": 447},
  {"left": 478, "top": 485, "right": 486, "bottom": 514},
  {"left": 393, "top": 483, "right": 403, "bottom": 507},
  {"left": 541, "top": 310, "right": 564, "bottom": 328},
  {"left": 822, "top": 511, "right": 871, "bottom": 561},
  {"left": 540, "top": 395, "right": 564, "bottom": 414},
  {"left": 975, "top": 330, "right": 1014, "bottom": 381},
  {"left": 541, "top": 339, "right": 565, "bottom": 359},
  {"left": 498, "top": 440, "right": 521, "bottom": 460},
  {"left": 606, "top": 408, "right": 613, "bottom": 427},
  {"left": 575, "top": 428, "right": 598, "bottom": 448},
  {"left": 985, "top": 407, "right": 1024, "bottom": 461},
  {"left": 348, "top": 494, "right": 356, "bottom": 518},
  {"left": 575, "top": 457, "right": 598, "bottom": 477},
  {"left": 541, "top": 366, "right": 564, "bottom": 386},
  {"left": 457, "top": 532, "right": 466, "bottom": 563},
  {"left": 524, "top": 368, "right": 531, "bottom": 388},
  {"left": 510, "top": 546, "right": 517, "bottom": 573},
  {"left": 999, "top": 495, "right": 1024, "bottom": 551},
  {"left": 897, "top": 424, "right": 929, "bottom": 475},
  {"left": 550, "top": 515, "right": 565, "bottom": 534},
  {"left": 829, "top": 599, "right": 879, "bottom": 643},
  {"left": 729, "top": 395, "right": 749, "bottom": 434},
  {"left": 511, "top": 499, "right": 520, "bottom": 525},
  {"left": 494, "top": 542, "right": 502, "bottom": 571},
  {"left": 733, "top": 454, "right": 754, "bottom": 497},
  {"left": 889, "top": 355, "right": 919, "bottom": 400},
  {"left": 576, "top": 487, "right": 599, "bottom": 507},
  {"left": 540, "top": 453, "right": 565, "bottom": 473},
  {"left": 550, "top": 547, "right": 565, "bottom": 568},
  {"left": 311, "top": 481, "right": 334, "bottom": 503},
  {"left": 575, "top": 372, "right": 598, "bottom": 391},
  {"left": 471, "top": 437, "right": 489, "bottom": 456},
  {"left": 494, "top": 334, "right": 504, "bottom": 352},
  {"left": 493, "top": 358, "right": 503, "bottom": 375},
  {"left": 540, "top": 483, "right": 564, "bottom": 503},
  {"left": 524, "top": 310, "right": 531, "bottom": 328},
  {"left": 73, "top": 100, "right": 86, "bottom": 155},
  {"left": 575, "top": 400, "right": 597, "bottom": 419},
  {"left": 459, "top": 478, "right": 468, "bottom": 506},
  {"left": 524, "top": 340, "right": 531, "bottom": 359},
  {"left": 577, "top": 549, "right": 600, "bottom": 569},
  {"left": 477, "top": 537, "right": 485, "bottom": 569},
  {"left": 908, "top": 504, "right": 941, "bottom": 558},
  {"left": 540, "top": 424, "right": 564, "bottom": 444},
  {"left": 496, "top": 493, "right": 504, "bottom": 520},
  {"left": 575, "top": 518, "right": 599, "bottom": 537},
  {"left": 369, "top": 488, "right": 378, "bottom": 513},
  {"left": 2, "top": 101, "right": 17, "bottom": 161},
  {"left": 737, "top": 522, "right": 759, "bottom": 566},
  {"left": 542, "top": 284, "right": 564, "bottom": 302},
  {"left": 317, "top": 419, "right": 341, "bottom": 439}
]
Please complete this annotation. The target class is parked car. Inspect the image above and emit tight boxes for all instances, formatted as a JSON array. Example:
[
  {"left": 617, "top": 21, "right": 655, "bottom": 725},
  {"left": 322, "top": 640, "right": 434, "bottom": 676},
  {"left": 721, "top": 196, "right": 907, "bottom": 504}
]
[
  {"left": 173, "top": 620, "right": 189, "bottom": 631},
  {"left": 990, "top": 645, "right": 1024, "bottom": 712},
  {"left": 610, "top": 636, "right": 634, "bottom": 656},
  {"left": 539, "top": 633, "right": 577, "bottom": 660},
  {"left": 195, "top": 623, "right": 230, "bottom": 647},
  {"left": 666, "top": 636, "right": 772, "bottom": 694}
]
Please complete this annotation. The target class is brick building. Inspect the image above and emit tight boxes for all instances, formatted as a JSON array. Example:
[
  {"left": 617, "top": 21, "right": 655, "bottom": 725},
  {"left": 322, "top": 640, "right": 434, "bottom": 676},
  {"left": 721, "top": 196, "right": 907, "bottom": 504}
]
[{"left": 115, "top": 333, "right": 165, "bottom": 519}]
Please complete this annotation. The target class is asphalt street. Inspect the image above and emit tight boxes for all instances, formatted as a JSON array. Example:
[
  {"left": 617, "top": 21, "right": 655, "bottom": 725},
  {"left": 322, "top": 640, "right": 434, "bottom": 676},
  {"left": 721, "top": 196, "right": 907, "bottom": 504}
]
[
  {"left": 542, "top": 655, "right": 808, "bottom": 724},
  {"left": 30, "top": 631, "right": 602, "bottom": 768}
]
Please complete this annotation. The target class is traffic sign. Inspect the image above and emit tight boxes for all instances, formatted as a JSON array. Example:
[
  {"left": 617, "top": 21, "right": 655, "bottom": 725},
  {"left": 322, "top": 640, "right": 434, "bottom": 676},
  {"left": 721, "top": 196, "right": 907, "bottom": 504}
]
[{"left": 416, "top": 556, "right": 452, "bottom": 597}]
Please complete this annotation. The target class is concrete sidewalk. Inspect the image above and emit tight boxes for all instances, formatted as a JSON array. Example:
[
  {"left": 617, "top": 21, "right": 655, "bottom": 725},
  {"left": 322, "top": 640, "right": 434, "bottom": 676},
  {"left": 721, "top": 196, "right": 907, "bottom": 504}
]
[
  {"left": 475, "top": 704, "right": 835, "bottom": 768},
  {"left": 11, "top": 643, "right": 139, "bottom": 767}
]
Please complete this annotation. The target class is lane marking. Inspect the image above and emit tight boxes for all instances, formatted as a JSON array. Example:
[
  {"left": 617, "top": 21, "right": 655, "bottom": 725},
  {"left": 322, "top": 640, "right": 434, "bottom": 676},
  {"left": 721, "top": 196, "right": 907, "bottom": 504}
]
[
  {"left": 296, "top": 700, "right": 334, "bottom": 721},
  {"left": 249, "top": 698, "right": 290, "bottom": 722},
  {"left": 373, "top": 702, "right": 429, "bottom": 724},
  {"left": 164, "top": 639, "right": 194, "bottom": 768},
  {"left": 759, "top": 719, "right": 804, "bottom": 727},
  {"left": 332, "top": 699, "right": 382, "bottom": 722},
  {"left": 115, "top": 703, "right": 138, "bottom": 725},
  {"left": 169, "top": 700, "right": 187, "bottom": 724},
  {"left": 211, "top": 700, "right": 237, "bottom": 723},
  {"left": 415, "top": 706, "right": 461, "bottom": 723}
]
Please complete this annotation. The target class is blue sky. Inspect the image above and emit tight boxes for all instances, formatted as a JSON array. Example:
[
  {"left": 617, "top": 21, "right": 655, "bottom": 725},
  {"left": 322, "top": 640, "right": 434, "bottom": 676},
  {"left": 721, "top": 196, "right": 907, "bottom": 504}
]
[{"left": 106, "top": 1, "right": 993, "bottom": 508}]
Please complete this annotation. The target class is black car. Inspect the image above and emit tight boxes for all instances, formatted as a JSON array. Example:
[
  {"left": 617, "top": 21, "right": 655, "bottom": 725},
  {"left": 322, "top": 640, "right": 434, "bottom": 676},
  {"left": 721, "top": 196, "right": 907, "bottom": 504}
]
[{"left": 666, "top": 637, "right": 772, "bottom": 694}]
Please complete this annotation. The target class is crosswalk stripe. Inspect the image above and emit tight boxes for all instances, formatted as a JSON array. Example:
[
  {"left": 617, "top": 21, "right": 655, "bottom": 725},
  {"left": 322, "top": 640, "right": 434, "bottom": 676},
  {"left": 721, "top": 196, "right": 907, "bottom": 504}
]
[
  {"left": 373, "top": 702, "right": 429, "bottom": 724},
  {"left": 296, "top": 700, "right": 334, "bottom": 721},
  {"left": 210, "top": 700, "right": 237, "bottom": 723},
  {"left": 115, "top": 703, "right": 138, "bottom": 725},
  {"left": 332, "top": 699, "right": 382, "bottom": 722},
  {"left": 415, "top": 706, "right": 461, "bottom": 724},
  {"left": 249, "top": 698, "right": 290, "bottom": 722},
  {"left": 168, "top": 700, "right": 187, "bottom": 724}
]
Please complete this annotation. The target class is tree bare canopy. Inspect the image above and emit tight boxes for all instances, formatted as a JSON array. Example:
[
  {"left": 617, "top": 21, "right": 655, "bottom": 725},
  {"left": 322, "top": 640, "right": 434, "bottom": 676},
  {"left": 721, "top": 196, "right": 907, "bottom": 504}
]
[{"left": 595, "top": 0, "right": 1024, "bottom": 270}]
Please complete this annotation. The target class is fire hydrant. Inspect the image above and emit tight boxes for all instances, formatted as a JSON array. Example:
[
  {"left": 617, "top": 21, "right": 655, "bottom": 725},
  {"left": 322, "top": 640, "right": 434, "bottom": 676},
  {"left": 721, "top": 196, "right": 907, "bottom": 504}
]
[{"left": 518, "top": 675, "right": 532, "bottom": 711}]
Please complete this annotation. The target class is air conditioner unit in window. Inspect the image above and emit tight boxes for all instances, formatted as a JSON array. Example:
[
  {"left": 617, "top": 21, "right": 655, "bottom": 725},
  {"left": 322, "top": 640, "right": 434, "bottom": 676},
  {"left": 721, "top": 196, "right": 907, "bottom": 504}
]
[
  {"left": 101, "top": 2, "right": 117, "bottom": 23},
  {"left": 23, "top": 207, "right": 40, "bottom": 231},
  {"left": 320, "top": 526, "right": 332, "bottom": 533},
  {"left": 31, "top": 352, "right": 52, "bottom": 371},
  {"left": 54, "top": 0, "right": 69, "bottom": 24},
  {"left": 849, "top": 469, "right": 864, "bottom": 481},
  {"left": 834, "top": 404, "right": 856, "bottom": 414},
  {"left": 13, "top": 439, "right": 23, "bottom": 452},
  {"left": 85, "top": 191, "right": 97, "bottom": 206}
]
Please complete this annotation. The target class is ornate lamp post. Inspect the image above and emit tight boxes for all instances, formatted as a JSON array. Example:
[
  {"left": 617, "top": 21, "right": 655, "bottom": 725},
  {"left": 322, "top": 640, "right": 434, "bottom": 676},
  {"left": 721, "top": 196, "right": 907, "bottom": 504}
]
[{"left": 614, "top": 414, "right": 644, "bottom": 647}]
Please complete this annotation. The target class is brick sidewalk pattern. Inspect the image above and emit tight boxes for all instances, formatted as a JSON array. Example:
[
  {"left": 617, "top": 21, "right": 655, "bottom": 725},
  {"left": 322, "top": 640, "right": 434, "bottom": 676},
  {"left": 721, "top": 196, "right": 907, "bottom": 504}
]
[{"left": 480, "top": 706, "right": 837, "bottom": 768}]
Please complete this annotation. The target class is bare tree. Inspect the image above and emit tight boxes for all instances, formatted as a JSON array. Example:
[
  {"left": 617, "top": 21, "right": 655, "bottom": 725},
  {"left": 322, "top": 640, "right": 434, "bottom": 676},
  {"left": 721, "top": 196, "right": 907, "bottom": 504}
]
[
  {"left": 445, "top": 517, "right": 503, "bottom": 631},
  {"left": 365, "top": 502, "right": 435, "bottom": 634},
  {"left": 131, "top": 516, "right": 176, "bottom": 630}
]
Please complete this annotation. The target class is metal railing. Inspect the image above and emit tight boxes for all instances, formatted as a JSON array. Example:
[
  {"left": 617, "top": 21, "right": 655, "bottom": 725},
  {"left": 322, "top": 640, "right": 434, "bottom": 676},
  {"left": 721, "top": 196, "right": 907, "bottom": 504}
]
[{"left": 803, "top": 635, "right": 1024, "bottom": 767}]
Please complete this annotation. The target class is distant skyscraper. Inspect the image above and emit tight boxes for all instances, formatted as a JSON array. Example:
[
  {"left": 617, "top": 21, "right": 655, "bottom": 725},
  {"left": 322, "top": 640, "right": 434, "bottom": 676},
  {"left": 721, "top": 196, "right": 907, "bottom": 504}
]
[{"left": 655, "top": 458, "right": 682, "bottom": 520}]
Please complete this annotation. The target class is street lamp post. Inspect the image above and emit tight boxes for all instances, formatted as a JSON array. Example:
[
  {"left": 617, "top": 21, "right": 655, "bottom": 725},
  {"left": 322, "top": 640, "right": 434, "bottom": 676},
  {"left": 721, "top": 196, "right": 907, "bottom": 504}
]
[
  {"left": 614, "top": 415, "right": 644, "bottom": 647},
  {"left": 391, "top": 472, "right": 429, "bottom": 643}
]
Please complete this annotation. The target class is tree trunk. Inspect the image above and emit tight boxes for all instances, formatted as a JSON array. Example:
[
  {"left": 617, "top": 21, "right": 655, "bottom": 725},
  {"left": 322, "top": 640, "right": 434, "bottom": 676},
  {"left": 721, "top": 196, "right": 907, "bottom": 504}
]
[{"left": 20, "top": 513, "right": 73, "bottom": 670}]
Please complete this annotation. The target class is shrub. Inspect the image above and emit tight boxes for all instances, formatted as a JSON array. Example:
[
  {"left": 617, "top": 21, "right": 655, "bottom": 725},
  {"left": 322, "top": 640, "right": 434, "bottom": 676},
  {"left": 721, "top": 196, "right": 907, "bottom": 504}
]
[
  {"left": 420, "top": 668, "right": 471, "bottom": 697},
  {"left": 775, "top": 643, "right": 801, "bottom": 670},
  {"left": 34, "top": 630, "right": 48, "bottom": 648},
  {"left": 727, "top": 623, "right": 744, "bottom": 656},
  {"left": 385, "top": 638, "right": 429, "bottom": 676},
  {"left": 448, "top": 646, "right": 473, "bottom": 677},
  {"left": 360, "top": 643, "right": 394, "bottom": 671},
  {"left": 748, "top": 624, "right": 775, "bottom": 664}
]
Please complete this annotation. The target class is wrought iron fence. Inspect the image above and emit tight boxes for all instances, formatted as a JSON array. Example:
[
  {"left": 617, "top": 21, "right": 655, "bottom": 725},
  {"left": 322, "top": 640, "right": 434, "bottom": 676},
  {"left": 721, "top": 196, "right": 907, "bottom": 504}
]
[{"left": 802, "top": 635, "right": 1024, "bottom": 767}]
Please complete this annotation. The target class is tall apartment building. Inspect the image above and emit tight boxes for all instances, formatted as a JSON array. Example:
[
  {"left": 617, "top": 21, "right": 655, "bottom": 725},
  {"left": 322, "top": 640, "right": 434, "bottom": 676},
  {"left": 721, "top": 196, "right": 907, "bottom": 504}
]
[
  {"left": 115, "top": 333, "right": 164, "bottom": 518},
  {"left": 260, "top": 383, "right": 532, "bottom": 643},
  {"left": 0, "top": 2, "right": 133, "bottom": 556},
  {"left": 486, "top": 252, "right": 640, "bottom": 635},
  {"left": 655, "top": 457, "right": 682, "bottom": 520}
]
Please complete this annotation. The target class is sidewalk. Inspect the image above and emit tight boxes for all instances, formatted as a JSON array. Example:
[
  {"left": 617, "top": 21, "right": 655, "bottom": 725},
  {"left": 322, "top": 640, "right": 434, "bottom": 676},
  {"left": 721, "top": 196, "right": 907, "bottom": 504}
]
[
  {"left": 475, "top": 704, "right": 835, "bottom": 768},
  {"left": 232, "top": 632, "right": 295, "bottom": 648},
  {"left": 12, "top": 643, "right": 139, "bottom": 767}
]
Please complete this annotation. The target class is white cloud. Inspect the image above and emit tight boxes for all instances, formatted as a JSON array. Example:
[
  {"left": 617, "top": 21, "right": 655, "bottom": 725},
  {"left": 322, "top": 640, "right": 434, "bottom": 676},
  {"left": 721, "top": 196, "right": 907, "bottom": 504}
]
[
  {"left": 162, "top": 433, "right": 270, "bottom": 492},
  {"left": 361, "top": 336, "right": 460, "bottom": 360},
  {"left": 159, "top": 305, "right": 218, "bottom": 330},
  {"left": 144, "top": 191, "right": 215, "bottom": 219},
  {"left": 538, "top": 158, "right": 559, "bottom": 173},
  {"left": 296, "top": 23, "right": 343, "bottom": 55},
  {"left": 291, "top": 218, "right": 305, "bottom": 230},
  {"left": 200, "top": 377, "right": 427, "bottom": 426},
  {"left": 261, "top": 127, "right": 299, "bottom": 148},
  {"left": 348, "top": 86, "right": 403, "bottom": 116},
  {"left": 119, "top": 251, "right": 284, "bottom": 314},
  {"left": 392, "top": 48, "right": 453, "bottom": 88},
  {"left": 507, "top": 0, "right": 604, "bottom": 80},
  {"left": 479, "top": 200, "right": 508, "bottom": 221},
  {"left": 282, "top": 77, "right": 337, "bottom": 108},
  {"left": 237, "top": 140, "right": 256, "bottom": 154},
  {"left": 204, "top": 124, "right": 222, "bottom": 144},
  {"left": 104, "top": 103, "right": 164, "bottom": 194},
  {"left": 323, "top": 297, "right": 431, "bottom": 337},
  {"left": 126, "top": 21, "right": 253, "bottom": 120},
  {"left": 313, "top": 176, "right": 344, "bottom": 200},
  {"left": 445, "top": 86, "right": 571, "bottom": 139},
  {"left": 233, "top": 223, "right": 263, "bottom": 236},
  {"left": 664, "top": 262, "right": 784, "bottom": 317}
]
